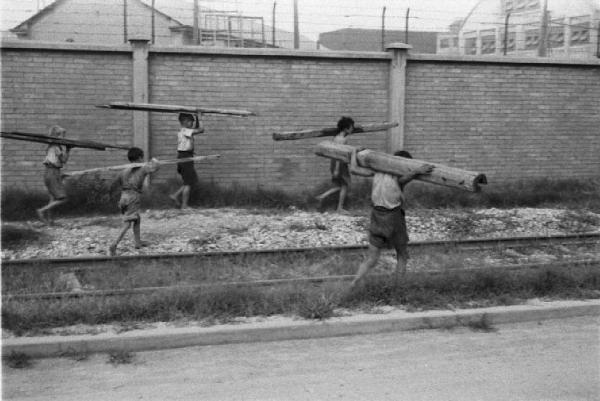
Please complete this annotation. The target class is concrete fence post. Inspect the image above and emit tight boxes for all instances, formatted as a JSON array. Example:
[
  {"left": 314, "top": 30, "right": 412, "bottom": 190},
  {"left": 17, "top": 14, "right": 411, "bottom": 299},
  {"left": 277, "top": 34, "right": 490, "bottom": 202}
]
[
  {"left": 129, "top": 38, "right": 150, "bottom": 160},
  {"left": 385, "top": 43, "right": 411, "bottom": 153}
]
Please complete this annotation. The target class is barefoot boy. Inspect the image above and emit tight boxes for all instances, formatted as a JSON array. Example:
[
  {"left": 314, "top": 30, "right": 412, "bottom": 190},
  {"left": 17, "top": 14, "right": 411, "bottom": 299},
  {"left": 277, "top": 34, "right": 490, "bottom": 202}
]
[
  {"left": 169, "top": 113, "right": 204, "bottom": 209},
  {"left": 109, "top": 147, "right": 159, "bottom": 256},
  {"left": 37, "top": 125, "right": 72, "bottom": 224},
  {"left": 316, "top": 117, "right": 354, "bottom": 213},
  {"left": 349, "top": 148, "right": 434, "bottom": 287}
]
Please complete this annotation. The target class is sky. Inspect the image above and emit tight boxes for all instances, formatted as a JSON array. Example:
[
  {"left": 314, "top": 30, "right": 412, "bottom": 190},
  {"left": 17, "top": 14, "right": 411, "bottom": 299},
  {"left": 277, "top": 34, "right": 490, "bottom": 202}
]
[{"left": 0, "top": 0, "right": 480, "bottom": 39}]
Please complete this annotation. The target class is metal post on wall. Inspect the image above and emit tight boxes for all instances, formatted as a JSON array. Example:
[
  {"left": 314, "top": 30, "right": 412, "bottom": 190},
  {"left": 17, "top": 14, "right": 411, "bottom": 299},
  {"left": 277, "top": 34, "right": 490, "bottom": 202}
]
[
  {"left": 151, "top": 0, "right": 155, "bottom": 44},
  {"left": 272, "top": 2, "right": 276, "bottom": 46},
  {"left": 405, "top": 8, "right": 410, "bottom": 44},
  {"left": 293, "top": 0, "right": 299, "bottom": 49},
  {"left": 123, "top": 0, "right": 128, "bottom": 43},
  {"left": 381, "top": 7, "right": 386, "bottom": 51},
  {"left": 504, "top": 12, "right": 510, "bottom": 55}
]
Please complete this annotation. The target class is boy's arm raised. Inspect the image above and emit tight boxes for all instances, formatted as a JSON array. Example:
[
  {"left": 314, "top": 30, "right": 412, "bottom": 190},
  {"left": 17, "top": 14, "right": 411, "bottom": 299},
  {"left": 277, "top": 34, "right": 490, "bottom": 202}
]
[{"left": 192, "top": 113, "right": 205, "bottom": 135}]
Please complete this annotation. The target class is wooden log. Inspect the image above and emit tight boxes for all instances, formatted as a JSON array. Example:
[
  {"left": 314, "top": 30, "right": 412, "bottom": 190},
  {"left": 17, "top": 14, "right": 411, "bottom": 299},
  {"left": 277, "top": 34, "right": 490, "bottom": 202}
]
[
  {"left": 272, "top": 122, "right": 399, "bottom": 141},
  {"left": 65, "top": 155, "right": 220, "bottom": 177},
  {"left": 315, "top": 141, "right": 487, "bottom": 192},
  {"left": 1, "top": 131, "right": 129, "bottom": 150},
  {"left": 96, "top": 102, "right": 256, "bottom": 117}
]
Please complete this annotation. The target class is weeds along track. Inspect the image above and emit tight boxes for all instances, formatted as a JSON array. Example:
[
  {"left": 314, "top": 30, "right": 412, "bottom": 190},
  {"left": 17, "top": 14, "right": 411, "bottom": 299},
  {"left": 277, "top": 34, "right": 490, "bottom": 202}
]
[
  {"left": 2, "top": 233, "right": 599, "bottom": 301},
  {"left": 4, "top": 258, "right": 600, "bottom": 301}
]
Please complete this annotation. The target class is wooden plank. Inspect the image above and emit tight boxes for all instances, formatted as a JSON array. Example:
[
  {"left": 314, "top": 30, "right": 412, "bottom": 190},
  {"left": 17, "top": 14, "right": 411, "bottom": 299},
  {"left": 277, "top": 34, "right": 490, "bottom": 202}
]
[
  {"left": 315, "top": 141, "right": 487, "bottom": 192},
  {"left": 1, "top": 131, "right": 129, "bottom": 150},
  {"left": 65, "top": 155, "right": 220, "bottom": 176},
  {"left": 272, "top": 122, "right": 398, "bottom": 141},
  {"left": 96, "top": 102, "right": 256, "bottom": 117}
]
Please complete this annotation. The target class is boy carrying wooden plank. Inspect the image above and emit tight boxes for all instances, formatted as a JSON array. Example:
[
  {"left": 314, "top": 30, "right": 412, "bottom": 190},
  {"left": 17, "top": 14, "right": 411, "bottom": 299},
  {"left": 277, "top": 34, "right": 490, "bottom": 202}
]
[
  {"left": 170, "top": 113, "right": 205, "bottom": 209},
  {"left": 315, "top": 117, "right": 355, "bottom": 213},
  {"left": 37, "top": 126, "right": 72, "bottom": 225},
  {"left": 109, "top": 147, "right": 159, "bottom": 256},
  {"left": 349, "top": 148, "right": 434, "bottom": 288}
]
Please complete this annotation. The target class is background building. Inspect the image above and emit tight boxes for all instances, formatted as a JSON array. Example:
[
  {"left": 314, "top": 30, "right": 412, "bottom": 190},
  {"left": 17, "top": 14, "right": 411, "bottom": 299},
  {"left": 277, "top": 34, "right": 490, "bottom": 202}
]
[
  {"left": 8, "top": 0, "right": 319, "bottom": 49},
  {"left": 437, "top": 0, "right": 600, "bottom": 59}
]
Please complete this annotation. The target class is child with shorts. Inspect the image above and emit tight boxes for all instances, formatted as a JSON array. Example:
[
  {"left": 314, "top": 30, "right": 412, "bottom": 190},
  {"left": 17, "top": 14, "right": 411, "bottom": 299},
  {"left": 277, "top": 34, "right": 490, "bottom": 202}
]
[
  {"left": 109, "top": 147, "right": 159, "bottom": 256},
  {"left": 169, "top": 113, "right": 204, "bottom": 209},
  {"left": 349, "top": 148, "right": 434, "bottom": 288},
  {"left": 316, "top": 116, "right": 354, "bottom": 213},
  {"left": 37, "top": 125, "right": 72, "bottom": 224}
]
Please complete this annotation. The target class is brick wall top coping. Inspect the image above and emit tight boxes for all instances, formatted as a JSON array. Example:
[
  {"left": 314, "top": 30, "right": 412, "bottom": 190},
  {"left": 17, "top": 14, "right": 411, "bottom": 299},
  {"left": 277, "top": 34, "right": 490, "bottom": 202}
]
[
  {"left": 2, "top": 40, "right": 599, "bottom": 67},
  {"left": 409, "top": 53, "right": 600, "bottom": 67}
]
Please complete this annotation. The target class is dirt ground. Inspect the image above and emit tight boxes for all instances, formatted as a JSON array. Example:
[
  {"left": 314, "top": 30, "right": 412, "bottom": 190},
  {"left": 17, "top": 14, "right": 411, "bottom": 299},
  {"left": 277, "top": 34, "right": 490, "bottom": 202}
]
[
  {"left": 2, "top": 207, "right": 600, "bottom": 260},
  {"left": 3, "top": 316, "right": 598, "bottom": 401}
]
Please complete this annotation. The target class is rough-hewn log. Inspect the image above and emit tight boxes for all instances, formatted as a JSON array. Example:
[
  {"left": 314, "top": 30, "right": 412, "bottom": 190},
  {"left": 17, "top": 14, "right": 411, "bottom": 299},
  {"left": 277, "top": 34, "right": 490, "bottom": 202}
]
[
  {"left": 0, "top": 131, "right": 129, "bottom": 150},
  {"left": 96, "top": 102, "right": 255, "bottom": 117},
  {"left": 315, "top": 141, "right": 487, "bottom": 192},
  {"left": 272, "top": 122, "right": 398, "bottom": 141},
  {"left": 66, "top": 155, "right": 220, "bottom": 176}
]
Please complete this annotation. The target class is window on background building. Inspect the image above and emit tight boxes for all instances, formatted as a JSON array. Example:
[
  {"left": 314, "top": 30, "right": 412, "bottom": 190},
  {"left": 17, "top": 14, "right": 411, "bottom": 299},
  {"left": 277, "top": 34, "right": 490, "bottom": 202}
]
[
  {"left": 570, "top": 16, "right": 590, "bottom": 45},
  {"left": 525, "top": 28, "right": 540, "bottom": 50},
  {"left": 481, "top": 30, "right": 496, "bottom": 54},
  {"left": 501, "top": 31, "right": 516, "bottom": 52},
  {"left": 440, "top": 38, "right": 450, "bottom": 48},
  {"left": 464, "top": 35, "right": 477, "bottom": 55},
  {"left": 453, "top": 37, "right": 459, "bottom": 47},
  {"left": 548, "top": 21, "right": 564, "bottom": 48}
]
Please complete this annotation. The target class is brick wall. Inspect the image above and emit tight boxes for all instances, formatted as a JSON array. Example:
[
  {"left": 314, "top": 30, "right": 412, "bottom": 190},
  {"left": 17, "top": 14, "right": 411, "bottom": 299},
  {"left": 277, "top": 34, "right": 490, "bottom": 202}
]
[
  {"left": 1, "top": 42, "right": 599, "bottom": 195},
  {"left": 405, "top": 58, "right": 600, "bottom": 182},
  {"left": 147, "top": 52, "right": 388, "bottom": 189},
  {"left": 1, "top": 46, "right": 133, "bottom": 191}
]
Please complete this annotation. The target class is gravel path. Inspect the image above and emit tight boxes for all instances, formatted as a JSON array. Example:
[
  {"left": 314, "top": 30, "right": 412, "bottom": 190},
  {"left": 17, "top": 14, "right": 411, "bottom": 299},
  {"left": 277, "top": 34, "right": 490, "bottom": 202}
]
[{"left": 2, "top": 207, "right": 600, "bottom": 260}]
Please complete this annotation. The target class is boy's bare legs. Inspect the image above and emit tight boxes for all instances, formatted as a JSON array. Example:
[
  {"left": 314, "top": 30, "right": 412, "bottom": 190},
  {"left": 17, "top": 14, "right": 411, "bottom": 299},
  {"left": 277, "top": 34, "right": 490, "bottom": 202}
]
[
  {"left": 180, "top": 185, "right": 191, "bottom": 209},
  {"left": 109, "top": 221, "right": 132, "bottom": 256},
  {"left": 393, "top": 253, "right": 408, "bottom": 284},
  {"left": 350, "top": 245, "right": 381, "bottom": 288},
  {"left": 37, "top": 199, "right": 67, "bottom": 224},
  {"left": 169, "top": 187, "right": 183, "bottom": 207},
  {"left": 316, "top": 186, "right": 340, "bottom": 212},
  {"left": 133, "top": 219, "right": 148, "bottom": 248},
  {"left": 336, "top": 183, "right": 348, "bottom": 213}
]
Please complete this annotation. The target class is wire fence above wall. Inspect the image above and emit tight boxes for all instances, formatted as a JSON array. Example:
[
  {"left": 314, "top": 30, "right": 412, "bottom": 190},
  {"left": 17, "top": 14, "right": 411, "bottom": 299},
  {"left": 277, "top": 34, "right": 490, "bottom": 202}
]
[{"left": 1, "top": 0, "right": 599, "bottom": 58}]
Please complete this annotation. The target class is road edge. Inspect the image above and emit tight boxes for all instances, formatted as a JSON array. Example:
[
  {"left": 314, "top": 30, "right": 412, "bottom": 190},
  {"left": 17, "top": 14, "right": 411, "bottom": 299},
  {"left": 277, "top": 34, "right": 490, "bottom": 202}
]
[{"left": 3, "top": 299, "right": 599, "bottom": 358}]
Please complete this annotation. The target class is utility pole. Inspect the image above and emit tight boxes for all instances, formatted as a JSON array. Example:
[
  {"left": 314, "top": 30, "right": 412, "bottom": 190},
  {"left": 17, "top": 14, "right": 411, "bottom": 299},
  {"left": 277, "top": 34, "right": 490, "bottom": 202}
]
[
  {"left": 538, "top": 0, "right": 548, "bottom": 57},
  {"left": 381, "top": 6, "right": 386, "bottom": 51},
  {"left": 193, "top": 0, "right": 200, "bottom": 45},
  {"left": 405, "top": 8, "right": 410, "bottom": 44},
  {"left": 293, "top": 0, "right": 299, "bottom": 49},
  {"left": 503, "top": 12, "right": 510, "bottom": 55},
  {"left": 272, "top": 2, "right": 276, "bottom": 47}
]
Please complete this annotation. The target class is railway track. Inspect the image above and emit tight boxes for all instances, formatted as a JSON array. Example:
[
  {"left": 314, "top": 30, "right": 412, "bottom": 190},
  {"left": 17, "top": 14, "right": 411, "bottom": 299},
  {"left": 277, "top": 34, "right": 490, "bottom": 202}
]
[{"left": 3, "top": 232, "right": 599, "bottom": 272}]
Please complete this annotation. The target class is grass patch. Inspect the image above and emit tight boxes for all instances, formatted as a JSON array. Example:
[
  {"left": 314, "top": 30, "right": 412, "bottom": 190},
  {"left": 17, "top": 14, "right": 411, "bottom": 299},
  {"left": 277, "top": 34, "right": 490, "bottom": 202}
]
[
  {"left": 107, "top": 350, "right": 134, "bottom": 365},
  {"left": 1, "top": 225, "right": 45, "bottom": 248},
  {"left": 4, "top": 351, "right": 33, "bottom": 369},
  {"left": 4, "top": 177, "right": 598, "bottom": 222},
  {"left": 3, "top": 264, "right": 599, "bottom": 335}
]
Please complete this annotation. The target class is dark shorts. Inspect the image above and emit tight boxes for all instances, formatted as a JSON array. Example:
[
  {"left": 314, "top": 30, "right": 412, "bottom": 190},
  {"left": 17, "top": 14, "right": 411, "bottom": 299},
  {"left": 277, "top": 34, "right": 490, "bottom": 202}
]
[
  {"left": 368, "top": 206, "right": 409, "bottom": 259},
  {"left": 330, "top": 160, "right": 350, "bottom": 186},
  {"left": 43, "top": 165, "right": 66, "bottom": 200},
  {"left": 119, "top": 190, "right": 141, "bottom": 222},
  {"left": 177, "top": 151, "right": 198, "bottom": 186}
]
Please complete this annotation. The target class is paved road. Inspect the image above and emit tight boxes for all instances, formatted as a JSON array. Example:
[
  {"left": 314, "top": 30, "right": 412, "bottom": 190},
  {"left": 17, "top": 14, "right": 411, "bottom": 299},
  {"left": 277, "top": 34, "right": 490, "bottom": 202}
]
[{"left": 3, "top": 316, "right": 599, "bottom": 401}]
